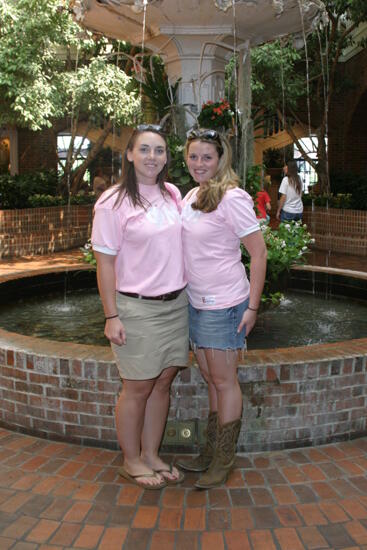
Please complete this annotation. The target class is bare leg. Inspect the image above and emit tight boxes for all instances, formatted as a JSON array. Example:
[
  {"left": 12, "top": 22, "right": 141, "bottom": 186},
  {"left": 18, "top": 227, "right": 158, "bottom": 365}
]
[
  {"left": 203, "top": 349, "right": 242, "bottom": 424},
  {"left": 140, "top": 366, "right": 182, "bottom": 481},
  {"left": 196, "top": 348, "right": 218, "bottom": 412},
  {"left": 116, "top": 378, "right": 164, "bottom": 487}
]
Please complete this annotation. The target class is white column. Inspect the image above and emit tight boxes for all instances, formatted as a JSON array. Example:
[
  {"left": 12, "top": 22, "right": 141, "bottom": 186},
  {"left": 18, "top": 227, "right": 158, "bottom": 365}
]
[{"left": 152, "top": 26, "right": 232, "bottom": 118}]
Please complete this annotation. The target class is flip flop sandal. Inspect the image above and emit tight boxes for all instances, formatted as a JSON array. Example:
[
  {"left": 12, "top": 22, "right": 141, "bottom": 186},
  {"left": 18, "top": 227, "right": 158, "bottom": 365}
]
[
  {"left": 154, "top": 463, "right": 185, "bottom": 485},
  {"left": 118, "top": 467, "right": 167, "bottom": 490}
]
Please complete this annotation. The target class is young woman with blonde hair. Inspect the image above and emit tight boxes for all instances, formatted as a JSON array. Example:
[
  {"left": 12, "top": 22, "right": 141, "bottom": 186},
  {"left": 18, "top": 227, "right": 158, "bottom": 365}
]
[{"left": 177, "top": 129, "right": 267, "bottom": 488}]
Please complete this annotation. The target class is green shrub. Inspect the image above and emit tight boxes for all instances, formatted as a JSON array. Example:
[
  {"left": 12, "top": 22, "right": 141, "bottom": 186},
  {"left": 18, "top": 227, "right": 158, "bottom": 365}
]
[
  {"left": 330, "top": 172, "right": 367, "bottom": 210},
  {"left": 0, "top": 171, "right": 59, "bottom": 209},
  {"left": 242, "top": 220, "right": 314, "bottom": 299},
  {"left": 303, "top": 193, "right": 353, "bottom": 209}
]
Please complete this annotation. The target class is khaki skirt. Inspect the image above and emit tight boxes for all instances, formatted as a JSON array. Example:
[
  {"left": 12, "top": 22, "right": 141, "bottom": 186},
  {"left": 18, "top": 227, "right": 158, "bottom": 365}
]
[{"left": 111, "top": 290, "right": 189, "bottom": 380}]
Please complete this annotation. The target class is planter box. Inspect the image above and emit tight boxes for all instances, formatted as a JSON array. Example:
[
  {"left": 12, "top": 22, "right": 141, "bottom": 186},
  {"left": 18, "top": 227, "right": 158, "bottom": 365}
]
[
  {"left": 303, "top": 206, "right": 367, "bottom": 256},
  {"left": 0, "top": 205, "right": 93, "bottom": 258}
]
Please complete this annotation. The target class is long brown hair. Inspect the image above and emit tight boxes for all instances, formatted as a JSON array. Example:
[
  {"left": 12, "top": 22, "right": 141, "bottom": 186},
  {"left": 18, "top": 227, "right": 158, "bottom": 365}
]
[
  {"left": 184, "top": 130, "right": 239, "bottom": 213},
  {"left": 103, "top": 126, "right": 170, "bottom": 209},
  {"left": 286, "top": 160, "right": 302, "bottom": 195}
]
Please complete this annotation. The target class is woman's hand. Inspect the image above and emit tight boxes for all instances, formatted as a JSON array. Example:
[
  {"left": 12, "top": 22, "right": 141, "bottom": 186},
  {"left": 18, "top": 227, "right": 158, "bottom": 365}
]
[
  {"left": 105, "top": 317, "right": 126, "bottom": 345},
  {"left": 237, "top": 308, "right": 257, "bottom": 336}
]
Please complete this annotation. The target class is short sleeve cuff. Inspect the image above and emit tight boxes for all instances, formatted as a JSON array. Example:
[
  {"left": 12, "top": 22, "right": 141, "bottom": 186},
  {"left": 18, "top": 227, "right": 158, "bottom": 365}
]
[
  {"left": 238, "top": 224, "right": 260, "bottom": 238},
  {"left": 92, "top": 244, "right": 117, "bottom": 256}
]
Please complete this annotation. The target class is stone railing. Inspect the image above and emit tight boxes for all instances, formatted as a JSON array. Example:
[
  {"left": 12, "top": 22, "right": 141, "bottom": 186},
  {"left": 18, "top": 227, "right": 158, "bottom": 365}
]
[
  {"left": 303, "top": 206, "right": 367, "bottom": 256},
  {"left": 0, "top": 205, "right": 93, "bottom": 258}
]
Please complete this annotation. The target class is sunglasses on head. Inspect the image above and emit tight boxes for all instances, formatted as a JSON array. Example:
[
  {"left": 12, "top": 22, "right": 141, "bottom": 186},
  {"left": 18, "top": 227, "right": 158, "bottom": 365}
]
[
  {"left": 136, "top": 124, "right": 163, "bottom": 133},
  {"left": 186, "top": 128, "right": 222, "bottom": 144}
]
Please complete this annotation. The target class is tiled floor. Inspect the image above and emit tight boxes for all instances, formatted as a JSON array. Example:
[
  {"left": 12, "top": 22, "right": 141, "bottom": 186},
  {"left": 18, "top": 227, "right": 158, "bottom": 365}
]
[
  {"left": 0, "top": 249, "right": 367, "bottom": 549},
  {"left": 0, "top": 429, "right": 367, "bottom": 549}
]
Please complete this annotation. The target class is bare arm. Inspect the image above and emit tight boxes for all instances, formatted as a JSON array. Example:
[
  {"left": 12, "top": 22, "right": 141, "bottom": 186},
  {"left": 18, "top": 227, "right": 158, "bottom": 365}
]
[
  {"left": 94, "top": 251, "right": 126, "bottom": 346},
  {"left": 276, "top": 194, "right": 286, "bottom": 220},
  {"left": 237, "top": 230, "right": 267, "bottom": 336}
]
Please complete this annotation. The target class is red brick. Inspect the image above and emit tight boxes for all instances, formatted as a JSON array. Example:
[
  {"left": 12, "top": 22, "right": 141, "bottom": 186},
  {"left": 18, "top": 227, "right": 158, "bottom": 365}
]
[
  {"left": 273, "top": 485, "right": 298, "bottom": 505},
  {"left": 159, "top": 508, "right": 182, "bottom": 530},
  {"left": 184, "top": 508, "right": 206, "bottom": 530},
  {"left": 224, "top": 531, "right": 251, "bottom": 550},
  {"left": 0, "top": 492, "right": 33, "bottom": 513},
  {"left": 63, "top": 501, "right": 92, "bottom": 523},
  {"left": 297, "top": 526, "right": 329, "bottom": 549},
  {"left": 275, "top": 506, "right": 303, "bottom": 527},
  {"left": 319, "top": 502, "right": 349, "bottom": 523},
  {"left": 311, "top": 482, "right": 339, "bottom": 500},
  {"left": 0, "top": 537, "right": 15, "bottom": 549},
  {"left": 1, "top": 516, "right": 38, "bottom": 538},
  {"left": 340, "top": 499, "right": 367, "bottom": 519},
  {"left": 244, "top": 470, "right": 265, "bottom": 486},
  {"left": 201, "top": 531, "right": 224, "bottom": 550},
  {"left": 26, "top": 519, "right": 60, "bottom": 543},
  {"left": 250, "top": 530, "right": 277, "bottom": 550},
  {"left": 150, "top": 531, "right": 175, "bottom": 550},
  {"left": 98, "top": 527, "right": 128, "bottom": 550},
  {"left": 115, "top": 484, "right": 142, "bottom": 506},
  {"left": 57, "top": 461, "right": 85, "bottom": 477},
  {"left": 161, "top": 487, "right": 185, "bottom": 508},
  {"left": 301, "top": 464, "right": 326, "bottom": 482},
  {"left": 338, "top": 460, "right": 365, "bottom": 476},
  {"left": 296, "top": 503, "right": 328, "bottom": 526},
  {"left": 49, "top": 523, "right": 81, "bottom": 546},
  {"left": 31, "top": 477, "right": 61, "bottom": 495},
  {"left": 274, "top": 527, "right": 304, "bottom": 550},
  {"left": 72, "top": 483, "right": 100, "bottom": 501},
  {"left": 282, "top": 467, "right": 308, "bottom": 484},
  {"left": 132, "top": 505, "right": 159, "bottom": 529},
  {"left": 231, "top": 507, "right": 254, "bottom": 529},
  {"left": 345, "top": 520, "right": 367, "bottom": 545},
  {"left": 73, "top": 524, "right": 104, "bottom": 549}
]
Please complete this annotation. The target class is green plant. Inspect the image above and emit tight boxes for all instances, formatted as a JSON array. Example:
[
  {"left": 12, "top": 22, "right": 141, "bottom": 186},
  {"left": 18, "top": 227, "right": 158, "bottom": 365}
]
[
  {"left": 0, "top": 171, "right": 59, "bottom": 209},
  {"left": 242, "top": 220, "right": 314, "bottom": 299},
  {"left": 166, "top": 135, "right": 193, "bottom": 188},
  {"left": 245, "top": 165, "right": 263, "bottom": 198},
  {"left": 303, "top": 193, "right": 354, "bottom": 209},
  {"left": 197, "top": 99, "right": 234, "bottom": 130},
  {"left": 80, "top": 240, "right": 96, "bottom": 267}
]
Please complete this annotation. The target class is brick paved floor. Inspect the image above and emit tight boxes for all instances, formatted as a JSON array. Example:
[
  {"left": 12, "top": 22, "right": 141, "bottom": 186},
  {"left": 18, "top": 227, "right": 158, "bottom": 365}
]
[{"left": 0, "top": 428, "right": 367, "bottom": 549}]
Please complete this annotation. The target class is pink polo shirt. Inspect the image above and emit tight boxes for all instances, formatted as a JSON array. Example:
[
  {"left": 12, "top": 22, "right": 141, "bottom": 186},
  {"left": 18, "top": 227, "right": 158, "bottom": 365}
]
[
  {"left": 92, "top": 182, "right": 186, "bottom": 296},
  {"left": 182, "top": 187, "right": 260, "bottom": 309}
]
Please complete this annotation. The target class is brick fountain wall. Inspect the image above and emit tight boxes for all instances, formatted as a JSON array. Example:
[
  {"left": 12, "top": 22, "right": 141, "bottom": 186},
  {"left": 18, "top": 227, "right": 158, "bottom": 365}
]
[
  {"left": 0, "top": 332, "right": 366, "bottom": 453},
  {"left": 0, "top": 205, "right": 93, "bottom": 259}
]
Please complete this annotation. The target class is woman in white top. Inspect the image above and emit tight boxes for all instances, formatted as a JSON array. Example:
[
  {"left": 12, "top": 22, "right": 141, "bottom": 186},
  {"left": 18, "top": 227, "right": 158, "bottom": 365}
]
[{"left": 276, "top": 160, "right": 303, "bottom": 222}]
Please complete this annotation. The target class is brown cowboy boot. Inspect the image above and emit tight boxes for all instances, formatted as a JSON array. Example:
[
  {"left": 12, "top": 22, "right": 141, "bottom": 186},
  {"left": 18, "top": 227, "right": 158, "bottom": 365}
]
[
  {"left": 194, "top": 418, "right": 241, "bottom": 489},
  {"left": 176, "top": 412, "right": 217, "bottom": 472}
]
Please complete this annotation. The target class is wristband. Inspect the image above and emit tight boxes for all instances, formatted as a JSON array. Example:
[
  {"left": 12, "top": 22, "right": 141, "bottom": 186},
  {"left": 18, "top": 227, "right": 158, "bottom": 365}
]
[
  {"left": 105, "top": 314, "right": 119, "bottom": 320},
  {"left": 248, "top": 306, "right": 258, "bottom": 312}
]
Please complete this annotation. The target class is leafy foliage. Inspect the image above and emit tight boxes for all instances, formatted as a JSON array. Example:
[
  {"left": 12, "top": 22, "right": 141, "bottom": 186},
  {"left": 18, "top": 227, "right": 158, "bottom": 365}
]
[
  {"left": 242, "top": 221, "right": 314, "bottom": 299},
  {"left": 197, "top": 99, "right": 234, "bottom": 130},
  {"left": 0, "top": 171, "right": 59, "bottom": 209},
  {"left": 250, "top": 1, "right": 367, "bottom": 193},
  {"left": 0, "top": 0, "right": 140, "bottom": 193}
]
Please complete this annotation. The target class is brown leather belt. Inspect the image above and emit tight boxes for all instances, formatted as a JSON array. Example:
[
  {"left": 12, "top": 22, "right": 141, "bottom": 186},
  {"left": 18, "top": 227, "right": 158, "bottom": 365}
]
[{"left": 118, "top": 288, "right": 184, "bottom": 301}]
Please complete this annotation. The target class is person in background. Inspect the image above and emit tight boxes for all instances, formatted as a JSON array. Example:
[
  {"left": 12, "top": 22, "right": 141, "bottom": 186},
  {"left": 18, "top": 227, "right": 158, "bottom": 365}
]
[
  {"left": 256, "top": 177, "right": 272, "bottom": 223},
  {"left": 177, "top": 129, "right": 267, "bottom": 489},
  {"left": 93, "top": 168, "right": 108, "bottom": 199},
  {"left": 276, "top": 160, "right": 303, "bottom": 222},
  {"left": 91, "top": 125, "right": 187, "bottom": 490}
]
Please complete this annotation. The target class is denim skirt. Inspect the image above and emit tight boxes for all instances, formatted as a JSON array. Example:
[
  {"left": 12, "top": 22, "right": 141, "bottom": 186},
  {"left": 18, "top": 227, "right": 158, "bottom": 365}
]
[{"left": 189, "top": 297, "right": 249, "bottom": 351}]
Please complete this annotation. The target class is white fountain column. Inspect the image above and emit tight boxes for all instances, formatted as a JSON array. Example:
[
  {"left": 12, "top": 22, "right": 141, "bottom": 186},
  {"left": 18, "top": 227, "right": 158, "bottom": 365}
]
[{"left": 151, "top": 26, "right": 232, "bottom": 123}]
